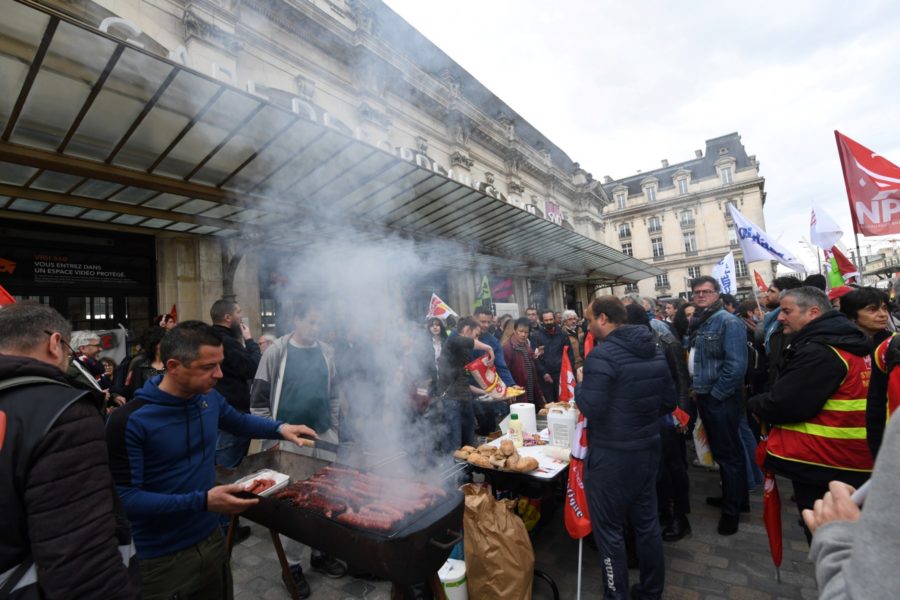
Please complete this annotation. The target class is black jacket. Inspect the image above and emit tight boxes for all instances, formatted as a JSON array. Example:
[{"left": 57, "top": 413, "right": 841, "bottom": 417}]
[
  {"left": 748, "top": 310, "right": 872, "bottom": 486},
  {"left": 575, "top": 325, "right": 676, "bottom": 451},
  {"left": 212, "top": 324, "right": 261, "bottom": 413},
  {"left": 0, "top": 355, "right": 137, "bottom": 599},
  {"left": 531, "top": 325, "right": 574, "bottom": 379}
]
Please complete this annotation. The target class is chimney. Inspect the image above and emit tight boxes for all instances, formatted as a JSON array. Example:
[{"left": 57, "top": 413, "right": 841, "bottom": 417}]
[
  {"left": 695, "top": 149, "right": 703, "bottom": 158},
  {"left": 661, "top": 159, "right": 669, "bottom": 168},
  {"left": 603, "top": 175, "right": 613, "bottom": 183}
]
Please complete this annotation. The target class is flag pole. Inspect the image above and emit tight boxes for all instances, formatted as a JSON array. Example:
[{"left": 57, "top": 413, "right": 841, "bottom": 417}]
[
  {"left": 576, "top": 537, "right": 583, "bottom": 600},
  {"left": 854, "top": 232, "right": 864, "bottom": 277}
]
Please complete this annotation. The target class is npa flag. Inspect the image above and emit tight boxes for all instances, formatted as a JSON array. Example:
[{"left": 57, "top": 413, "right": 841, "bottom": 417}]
[
  {"left": 810, "top": 206, "right": 844, "bottom": 249},
  {"left": 491, "top": 278, "right": 514, "bottom": 300},
  {"left": 712, "top": 252, "right": 736, "bottom": 295},
  {"left": 559, "top": 345, "right": 576, "bottom": 403},
  {"left": 0, "top": 284, "right": 15, "bottom": 307},
  {"left": 564, "top": 409, "right": 591, "bottom": 539},
  {"left": 473, "top": 275, "right": 492, "bottom": 311},
  {"left": 754, "top": 270, "right": 768, "bottom": 293},
  {"left": 425, "top": 294, "right": 458, "bottom": 320},
  {"left": 835, "top": 131, "right": 900, "bottom": 237},
  {"left": 727, "top": 203, "right": 806, "bottom": 272}
]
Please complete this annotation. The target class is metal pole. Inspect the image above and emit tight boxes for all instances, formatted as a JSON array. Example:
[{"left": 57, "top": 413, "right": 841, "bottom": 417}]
[
  {"left": 576, "top": 537, "right": 583, "bottom": 600},
  {"left": 854, "top": 232, "right": 864, "bottom": 279}
]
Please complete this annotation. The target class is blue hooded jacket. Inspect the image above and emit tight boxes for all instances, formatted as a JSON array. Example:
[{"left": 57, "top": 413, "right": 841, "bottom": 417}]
[
  {"left": 106, "top": 376, "right": 283, "bottom": 559},
  {"left": 575, "top": 324, "right": 676, "bottom": 451}
]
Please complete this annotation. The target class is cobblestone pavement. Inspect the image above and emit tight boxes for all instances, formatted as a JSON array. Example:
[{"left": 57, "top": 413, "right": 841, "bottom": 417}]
[{"left": 232, "top": 464, "right": 818, "bottom": 599}]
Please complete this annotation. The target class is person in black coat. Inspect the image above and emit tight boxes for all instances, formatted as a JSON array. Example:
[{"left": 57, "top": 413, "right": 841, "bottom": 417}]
[
  {"left": 531, "top": 309, "right": 574, "bottom": 403},
  {"left": 575, "top": 297, "right": 675, "bottom": 600}
]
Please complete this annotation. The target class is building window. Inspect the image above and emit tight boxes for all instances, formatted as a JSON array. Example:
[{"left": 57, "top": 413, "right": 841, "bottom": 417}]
[
  {"left": 616, "top": 193, "right": 626, "bottom": 209},
  {"left": 645, "top": 185, "right": 657, "bottom": 202},
  {"left": 621, "top": 242, "right": 633, "bottom": 257},
  {"left": 728, "top": 224, "right": 739, "bottom": 247},
  {"left": 735, "top": 258, "right": 749, "bottom": 277},
  {"left": 680, "top": 210, "right": 694, "bottom": 227},
  {"left": 619, "top": 223, "right": 631, "bottom": 238},
  {"left": 683, "top": 232, "right": 697, "bottom": 253},
  {"left": 651, "top": 237, "right": 665, "bottom": 258},
  {"left": 648, "top": 216, "right": 662, "bottom": 233},
  {"left": 721, "top": 166, "right": 733, "bottom": 185},
  {"left": 687, "top": 266, "right": 702, "bottom": 279},
  {"left": 677, "top": 178, "right": 689, "bottom": 195},
  {"left": 625, "top": 283, "right": 639, "bottom": 293},
  {"left": 656, "top": 273, "right": 670, "bottom": 288}
]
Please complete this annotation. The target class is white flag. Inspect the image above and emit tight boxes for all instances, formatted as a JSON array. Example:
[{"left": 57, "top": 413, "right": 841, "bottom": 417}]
[
  {"left": 727, "top": 203, "right": 807, "bottom": 272},
  {"left": 712, "top": 252, "right": 737, "bottom": 294},
  {"left": 809, "top": 206, "right": 844, "bottom": 249}
]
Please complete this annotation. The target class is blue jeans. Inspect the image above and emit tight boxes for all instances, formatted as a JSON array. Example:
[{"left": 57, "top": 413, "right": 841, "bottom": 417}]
[
  {"left": 444, "top": 398, "right": 476, "bottom": 451},
  {"left": 215, "top": 429, "right": 251, "bottom": 469},
  {"left": 586, "top": 444, "right": 664, "bottom": 600},
  {"left": 738, "top": 415, "right": 764, "bottom": 491},
  {"left": 696, "top": 392, "right": 748, "bottom": 516}
]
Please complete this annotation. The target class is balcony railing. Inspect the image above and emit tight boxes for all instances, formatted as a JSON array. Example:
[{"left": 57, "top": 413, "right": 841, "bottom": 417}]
[
  {"left": 619, "top": 232, "right": 631, "bottom": 239},
  {"left": 653, "top": 255, "right": 666, "bottom": 262},
  {"left": 647, "top": 225, "right": 662, "bottom": 234},
  {"left": 654, "top": 283, "right": 670, "bottom": 291},
  {"left": 680, "top": 219, "right": 695, "bottom": 229}
]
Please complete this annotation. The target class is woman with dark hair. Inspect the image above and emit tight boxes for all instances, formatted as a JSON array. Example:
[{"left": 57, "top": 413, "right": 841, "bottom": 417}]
[
  {"left": 502, "top": 317, "right": 545, "bottom": 407},
  {"left": 839, "top": 287, "right": 891, "bottom": 343},
  {"left": 426, "top": 317, "right": 447, "bottom": 367},
  {"left": 123, "top": 326, "right": 166, "bottom": 399},
  {"left": 672, "top": 302, "right": 696, "bottom": 349}
]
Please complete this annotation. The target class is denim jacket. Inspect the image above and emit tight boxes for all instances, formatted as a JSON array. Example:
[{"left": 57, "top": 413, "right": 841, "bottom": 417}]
[{"left": 690, "top": 309, "right": 748, "bottom": 400}]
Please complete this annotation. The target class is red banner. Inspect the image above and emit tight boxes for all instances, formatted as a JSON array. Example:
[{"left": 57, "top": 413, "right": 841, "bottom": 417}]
[
  {"left": 753, "top": 270, "right": 768, "bottom": 293},
  {"left": 835, "top": 131, "right": 900, "bottom": 236},
  {"left": 558, "top": 345, "right": 575, "bottom": 403},
  {"left": 0, "top": 284, "right": 15, "bottom": 307}
]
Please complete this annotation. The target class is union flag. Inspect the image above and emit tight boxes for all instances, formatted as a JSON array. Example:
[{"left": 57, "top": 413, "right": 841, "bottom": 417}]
[
  {"left": 835, "top": 131, "right": 900, "bottom": 236},
  {"left": 564, "top": 409, "right": 591, "bottom": 539},
  {"left": 558, "top": 345, "right": 576, "bottom": 403}
]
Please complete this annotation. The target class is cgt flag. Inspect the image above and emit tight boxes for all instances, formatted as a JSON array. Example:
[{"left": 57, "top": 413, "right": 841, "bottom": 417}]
[
  {"left": 835, "top": 131, "right": 900, "bottom": 237},
  {"left": 754, "top": 270, "right": 768, "bottom": 293},
  {"left": 558, "top": 345, "right": 576, "bottom": 403},
  {"left": 727, "top": 203, "right": 806, "bottom": 272},
  {"left": 564, "top": 409, "right": 591, "bottom": 539}
]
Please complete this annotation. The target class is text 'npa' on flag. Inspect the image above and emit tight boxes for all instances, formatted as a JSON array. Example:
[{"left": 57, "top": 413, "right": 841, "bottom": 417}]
[{"left": 835, "top": 131, "right": 900, "bottom": 237}]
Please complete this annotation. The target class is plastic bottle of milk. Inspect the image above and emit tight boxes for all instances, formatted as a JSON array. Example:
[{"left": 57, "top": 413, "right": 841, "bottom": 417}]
[{"left": 508, "top": 413, "right": 524, "bottom": 448}]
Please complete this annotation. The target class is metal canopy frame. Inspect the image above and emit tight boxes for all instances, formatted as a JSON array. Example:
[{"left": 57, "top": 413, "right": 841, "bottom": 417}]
[{"left": 0, "top": 0, "right": 661, "bottom": 284}]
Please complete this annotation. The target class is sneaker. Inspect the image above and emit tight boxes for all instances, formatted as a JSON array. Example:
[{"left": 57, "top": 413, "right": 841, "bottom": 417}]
[
  {"left": 282, "top": 563, "right": 311, "bottom": 599},
  {"left": 310, "top": 553, "right": 347, "bottom": 579},
  {"left": 717, "top": 514, "right": 739, "bottom": 536},
  {"left": 706, "top": 496, "right": 750, "bottom": 512}
]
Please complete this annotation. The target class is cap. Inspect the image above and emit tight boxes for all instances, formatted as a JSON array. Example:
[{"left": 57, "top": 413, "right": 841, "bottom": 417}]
[{"left": 828, "top": 286, "right": 853, "bottom": 301}]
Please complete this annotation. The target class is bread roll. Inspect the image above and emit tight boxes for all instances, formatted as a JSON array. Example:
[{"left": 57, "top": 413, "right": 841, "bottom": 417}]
[
  {"left": 489, "top": 453, "right": 507, "bottom": 469},
  {"left": 453, "top": 449, "right": 471, "bottom": 460},
  {"left": 467, "top": 453, "right": 492, "bottom": 468},
  {"left": 460, "top": 445, "right": 477, "bottom": 454},
  {"left": 476, "top": 444, "right": 497, "bottom": 456},
  {"left": 512, "top": 457, "right": 539, "bottom": 472},
  {"left": 538, "top": 408, "right": 548, "bottom": 417},
  {"left": 505, "top": 454, "right": 520, "bottom": 469},
  {"left": 499, "top": 439, "right": 516, "bottom": 457}
]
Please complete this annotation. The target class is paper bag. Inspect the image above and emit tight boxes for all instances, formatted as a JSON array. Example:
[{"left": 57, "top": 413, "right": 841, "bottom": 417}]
[{"left": 462, "top": 484, "right": 534, "bottom": 599}]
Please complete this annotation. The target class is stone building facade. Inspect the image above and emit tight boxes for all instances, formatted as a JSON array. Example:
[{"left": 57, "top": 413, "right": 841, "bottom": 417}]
[{"left": 601, "top": 133, "right": 774, "bottom": 300}]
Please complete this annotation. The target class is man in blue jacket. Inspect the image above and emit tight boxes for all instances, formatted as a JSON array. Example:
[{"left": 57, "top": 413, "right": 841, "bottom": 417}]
[
  {"left": 688, "top": 276, "right": 749, "bottom": 535},
  {"left": 107, "top": 321, "right": 316, "bottom": 600},
  {"left": 575, "top": 296, "right": 675, "bottom": 600}
]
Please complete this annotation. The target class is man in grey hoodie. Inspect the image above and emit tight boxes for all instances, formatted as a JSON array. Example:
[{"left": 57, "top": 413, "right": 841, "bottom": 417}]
[{"left": 805, "top": 412, "right": 900, "bottom": 598}]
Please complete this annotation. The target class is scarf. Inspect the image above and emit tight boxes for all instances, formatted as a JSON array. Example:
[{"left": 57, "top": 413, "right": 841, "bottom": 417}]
[
  {"left": 512, "top": 340, "right": 537, "bottom": 405},
  {"left": 689, "top": 299, "right": 724, "bottom": 343}
]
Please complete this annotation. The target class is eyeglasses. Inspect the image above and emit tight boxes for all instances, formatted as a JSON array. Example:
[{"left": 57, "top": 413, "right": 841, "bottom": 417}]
[
  {"left": 693, "top": 289, "right": 718, "bottom": 296},
  {"left": 44, "top": 330, "right": 75, "bottom": 356}
]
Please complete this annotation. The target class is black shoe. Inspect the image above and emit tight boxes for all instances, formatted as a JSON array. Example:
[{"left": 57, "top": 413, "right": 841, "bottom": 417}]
[
  {"left": 717, "top": 513, "right": 739, "bottom": 536},
  {"left": 706, "top": 496, "right": 750, "bottom": 512},
  {"left": 630, "top": 583, "right": 641, "bottom": 599},
  {"left": 233, "top": 525, "right": 252, "bottom": 544},
  {"left": 662, "top": 515, "right": 692, "bottom": 542},
  {"left": 310, "top": 553, "right": 347, "bottom": 578},
  {"left": 282, "top": 563, "right": 311, "bottom": 599}
]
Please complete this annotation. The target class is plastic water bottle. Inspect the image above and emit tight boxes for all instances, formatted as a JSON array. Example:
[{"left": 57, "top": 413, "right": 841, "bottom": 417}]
[{"left": 509, "top": 413, "right": 524, "bottom": 448}]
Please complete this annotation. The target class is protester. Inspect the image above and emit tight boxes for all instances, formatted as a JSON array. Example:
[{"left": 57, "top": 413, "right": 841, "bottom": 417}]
[
  {"left": 250, "top": 299, "right": 347, "bottom": 592},
  {"left": 0, "top": 303, "right": 138, "bottom": 598},
  {"left": 575, "top": 296, "right": 675, "bottom": 599},
  {"left": 532, "top": 309, "right": 573, "bottom": 403},
  {"left": 837, "top": 287, "right": 891, "bottom": 344},
  {"left": 748, "top": 287, "right": 873, "bottom": 544},
  {"left": 805, "top": 412, "right": 900, "bottom": 598},
  {"left": 671, "top": 302, "right": 695, "bottom": 349},
  {"left": 664, "top": 299, "right": 683, "bottom": 324},
  {"left": 426, "top": 317, "right": 447, "bottom": 369},
  {"left": 562, "top": 309, "right": 584, "bottom": 369},
  {"left": 107, "top": 321, "right": 316, "bottom": 599},
  {"left": 624, "top": 304, "right": 692, "bottom": 542},
  {"left": 525, "top": 306, "right": 539, "bottom": 329},
  {"left": 868, "top": 330, "right": 900, "bottom": 458},
  {"left": 503, "top": 317, "right": 545, "bottom": 408},
  {"left": 688, "top": 276, "right": 749, "bottom": 535},
  {"left": 123, "top": 326, "right": 166, "bottom": 399},
  {"left": 258, "top": 333, "right": 276, "bottom": 354},
  {"left": 101, "top": 356, "right": 117, "bottom": 379},
  {"left": 720, "top": 294, "right": 738, "bottom": 314},
  {"left": 499, "top": 315, "right": 516, "bottom": 345},
  {"left": 759, "top": 276, "right": 803, "bottom": 388},
  {"left": 472, "top": 308, "right": 514, "bottom": 432},
  {"left": 152, "top": 314, "right": 177, "bottom": 330}
]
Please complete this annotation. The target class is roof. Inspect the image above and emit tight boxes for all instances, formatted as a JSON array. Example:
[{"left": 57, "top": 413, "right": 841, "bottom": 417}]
[
  {"left": 602, "top": 132, "right": 756, "bottom": 197},
  {"left": 0, "top": 0, "right": 660, "bottom": 285}
]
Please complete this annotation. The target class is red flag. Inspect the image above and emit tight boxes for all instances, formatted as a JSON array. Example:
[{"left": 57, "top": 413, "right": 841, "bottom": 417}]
[
  {"left": 558, "top": 345, "right": 575, "bottom": 403},
  {"left": 170, "top": 304, "right": 178, "bottom": 323},
  {"left": 0, "top": 284, "right": 16, "bottom": 307},
  {"left": 583, "top": 331, "right": 594, "bottom": 357},
  {"left": 755, "top": 436, "right": 783, "bottom": 578},
  {"left": 490, "top": 278, "right": 514, "bottom": 300},
  {"left": 835, "top": 131, "right": 900, "bottom": 236},
  {"left": 830, "top": 246, "right": 859, "bottom": 283},
  {"left": 564, "top": 410, "right": 591, "bottom": 538},
  {"left": 753, "top": 270, "right": 768, "bottom": 293}
]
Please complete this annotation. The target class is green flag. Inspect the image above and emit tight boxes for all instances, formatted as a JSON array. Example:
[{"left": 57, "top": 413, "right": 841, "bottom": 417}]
[{"left": 474, "top": 274, "right": 492, "bottom": 311}]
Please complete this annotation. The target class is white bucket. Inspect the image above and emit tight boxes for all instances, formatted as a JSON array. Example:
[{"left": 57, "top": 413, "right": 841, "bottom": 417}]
[
  {"left": 547, "top": 407, "right": 576, "bottom": 448},
  {"left": 438, "top": 558, "right": 468, "bottom": 600}
]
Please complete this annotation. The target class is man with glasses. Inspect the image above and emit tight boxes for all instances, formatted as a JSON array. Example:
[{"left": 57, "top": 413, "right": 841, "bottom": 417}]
[
  {"left": 67, "top": 330, "right": 124, "bottom": 409},
  {"left": 688, "top": 276, "right": 749, "bottom": 535},
  {"left": 0, "top": 303, "right": 138, "bottom": 598}
]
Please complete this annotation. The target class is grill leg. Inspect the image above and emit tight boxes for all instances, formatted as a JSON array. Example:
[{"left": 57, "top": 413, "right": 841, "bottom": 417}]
[{"left": 270, "top": 528, "right": 300, "bottom": 600}]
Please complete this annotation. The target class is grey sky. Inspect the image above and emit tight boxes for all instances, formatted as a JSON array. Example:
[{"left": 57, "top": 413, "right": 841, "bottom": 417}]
[{"left": 384, "top": 0, "right": 900, "bottom": 269}]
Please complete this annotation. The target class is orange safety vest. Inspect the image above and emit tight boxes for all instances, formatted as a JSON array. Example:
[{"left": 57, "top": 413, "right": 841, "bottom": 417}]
[
  {"left": 767, "top": 345, "right": 874, "bottom": 473},
  {"left": 874, "top": 333, "right": 900, "bottom": 422}
]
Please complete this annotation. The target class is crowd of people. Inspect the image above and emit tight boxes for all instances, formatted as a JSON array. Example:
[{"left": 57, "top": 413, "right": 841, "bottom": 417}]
[{"left": 2, "top": 273, "right": 900, "bottom": 599}]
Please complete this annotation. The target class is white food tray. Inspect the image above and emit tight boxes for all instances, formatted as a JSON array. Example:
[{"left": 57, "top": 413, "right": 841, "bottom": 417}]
[{"left": 234, "top": 469, "right": 290, "bottom": 497}]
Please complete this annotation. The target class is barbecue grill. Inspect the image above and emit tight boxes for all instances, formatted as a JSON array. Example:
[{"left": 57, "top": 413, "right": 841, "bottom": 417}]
[{"left": 219, "top": 448, "right": 463, "bottom": 588}]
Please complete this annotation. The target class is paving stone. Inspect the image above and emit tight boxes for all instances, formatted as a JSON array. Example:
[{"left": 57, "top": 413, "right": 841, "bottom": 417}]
[
  {"left": 693, "top": 553, "right": 729, "bottom": 569},
  {"left": 662, "top": 585, "right": 701, "bottom": 600},
  {"left": 671, "top": 558, "right": 709, "bottom": 577},
  {"left": 726, "top": 585, "right": 772, "bottom": 600},
  {"left": 708, "top": 567, "right": 748, "bottom": 585}
]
